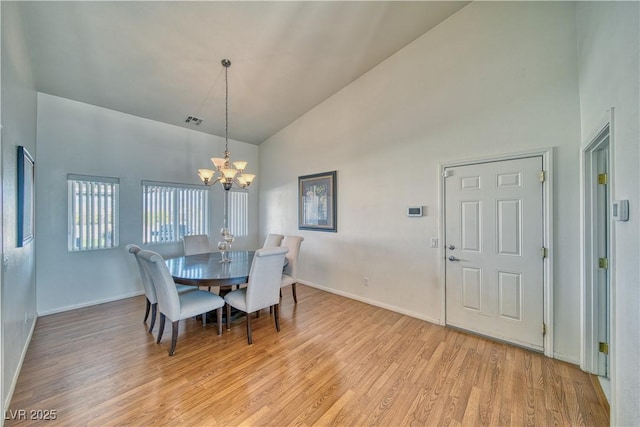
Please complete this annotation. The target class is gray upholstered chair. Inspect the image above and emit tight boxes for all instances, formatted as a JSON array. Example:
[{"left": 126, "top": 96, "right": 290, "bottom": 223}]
[
  {"left": 183, "top": 234, "right": 211, "bottom": 256},
  {"left": 126, "top": 244, "right": 194, "bottom": 333},
  {"left": 137, "top": 249, "right": 225, "bottom": 356},
  {"left": 224, "top": 247, "right": 289, "bottom": 344},
  {"left": 263, "top": 233, "right": 284, "bottom": 248},
  {"left": 183, "top": 234, "right": 214, "bottom": 291},
  {"left": 280, "top": 235, "right": 304, "bottom": 303}
]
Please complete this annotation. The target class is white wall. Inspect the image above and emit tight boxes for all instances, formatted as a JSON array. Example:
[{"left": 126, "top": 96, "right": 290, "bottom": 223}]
[
  {"left": 36, "top": 94, "right": 260, "bottom": 315},
  {"left": 576, "top": 2, "right": 640, "bottom": 424},
  {"left": 259, "top": 2, "right": 583, "bottom": 361},
  {"left": 1, "top": 1, "right": 38, "bottom": 411}
]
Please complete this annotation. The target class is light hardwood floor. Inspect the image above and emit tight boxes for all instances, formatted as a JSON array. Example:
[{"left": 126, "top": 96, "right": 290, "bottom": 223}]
[{"left": 7, "top": 285, "right": 608, "bottom": 426}]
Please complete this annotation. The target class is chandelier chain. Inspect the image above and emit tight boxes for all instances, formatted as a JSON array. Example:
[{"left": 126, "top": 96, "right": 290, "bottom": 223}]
[
  {"left": 225, "top": 63, "right": 229, "bottom": 152},
  {"left": 197, "top": 58, "right": 254, "bottom": 189}
]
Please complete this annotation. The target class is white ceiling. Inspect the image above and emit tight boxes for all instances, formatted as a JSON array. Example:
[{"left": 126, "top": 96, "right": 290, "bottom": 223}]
[{"left": 17, "top": 1, "right": 469, "bottom": 145}]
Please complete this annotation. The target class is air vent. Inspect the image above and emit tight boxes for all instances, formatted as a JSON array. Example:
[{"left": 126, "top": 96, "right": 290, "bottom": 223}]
[{"left": 185, "top": 115, "right": 203, "bottom": 126}]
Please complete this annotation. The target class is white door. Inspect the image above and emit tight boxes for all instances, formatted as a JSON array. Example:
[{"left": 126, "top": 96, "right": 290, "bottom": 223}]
[{"left": 445, "top": 156, "right": 544, "bottom": 351}]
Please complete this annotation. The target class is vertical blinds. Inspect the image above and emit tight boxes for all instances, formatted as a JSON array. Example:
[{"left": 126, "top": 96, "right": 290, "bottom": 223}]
[
  {"left": 142, "top": 181, "right": 209, "bottom": 244},
  {"left": 228, "top": 190, "right": 248, "bottom": 237},
  {"left": 68, "top": 174, "right": 119, "bottom": 251}
]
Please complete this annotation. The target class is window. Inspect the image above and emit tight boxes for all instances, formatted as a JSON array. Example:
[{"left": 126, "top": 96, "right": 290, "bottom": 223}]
[
  {"left": 142, "top": 181, "right": 209, "bottom": 244},
  {"left": 228, "top": 190, "right": 248, "bottom": 237},
  {"left": 68, "top": 174, "right": 119, "bottom": 251}
]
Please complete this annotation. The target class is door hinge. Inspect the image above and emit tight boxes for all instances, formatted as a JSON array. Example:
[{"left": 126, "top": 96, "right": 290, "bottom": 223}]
[
  {"left": 598, "top": 173, "right": 608, "bottom": 185},
  {"left": 538, "top": 171, "right": 546, "bottom": 183},
  {"left": 599, "top": 342, "right": 609, "bottom": 355},
  {"left": 542, "top": 323, "right": 547, "bottom": 335},
  {"left": 599, "top": 258, "right": 609, "bottom": 269},
  {"left": 542, "top": 247, "right": 548, "bottom": 258}
]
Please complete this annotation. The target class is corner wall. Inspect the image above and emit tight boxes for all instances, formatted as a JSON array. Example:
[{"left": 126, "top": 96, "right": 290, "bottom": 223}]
[
  {"left": 576, "top": 2, "right": 640, "bottom": 424},
  {"left": 259, "top": 2, "right": 583, "bottom": 361},
  {"left": 1, "top": 1, "right": 38, "bottom": 411},
  {"left": 35, "top": 94, "right": 260, "bottom": 315}
]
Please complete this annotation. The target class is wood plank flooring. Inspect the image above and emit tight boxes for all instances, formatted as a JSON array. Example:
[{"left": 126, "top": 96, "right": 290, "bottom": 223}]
[{"left": 7, "top": 285, "right": 609, "bottom": 426}]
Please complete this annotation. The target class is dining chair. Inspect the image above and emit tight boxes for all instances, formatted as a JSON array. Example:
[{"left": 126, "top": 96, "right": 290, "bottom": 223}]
[
  {"left": 280, "top": 235, "right": 304, "bottom": 303},
  {"left": 137, "top": 249, "right": 225, "bottom": 356},
  {"left": 183, "top": 234, "right": 215, "bottom": 292},
  {"left": 263, "top": 233, "right": 284, "bottom": 248},
  {"left": 183, "top": 234, "right": 211, "bottom": 255},
  {"left": 224, "top": 247, "right": 289, "bottom": 344},
  {"left": 126, "top": 244, "right": 195, "bottom": 333}
]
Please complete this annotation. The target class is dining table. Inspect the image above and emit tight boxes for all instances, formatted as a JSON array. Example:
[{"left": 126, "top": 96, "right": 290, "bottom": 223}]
[
  {"left": 165, "top": 250, "right": 288, "bottom": 324},
  {"left": 165, "top": 250, "right": 256, "bottom": 292}
]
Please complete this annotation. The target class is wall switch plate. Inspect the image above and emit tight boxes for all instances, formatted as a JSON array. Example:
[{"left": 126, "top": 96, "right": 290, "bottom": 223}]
[
  {"left": 612, "top": 200, "right": 629, "bottom": 221},
  {"left": 407, "top": 206, "right": 423, "bottom": 217},
  {"left": 430, "top": 238, "right": 438, "bottom": 248}
]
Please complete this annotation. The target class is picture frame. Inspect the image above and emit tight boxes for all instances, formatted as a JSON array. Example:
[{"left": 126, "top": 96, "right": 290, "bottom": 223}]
[
  {"left": 17, "top": 146, "right": 35, "bottom": 247},
  {"left": 298, "top": 171, "right": 337, "bottom": 232}
]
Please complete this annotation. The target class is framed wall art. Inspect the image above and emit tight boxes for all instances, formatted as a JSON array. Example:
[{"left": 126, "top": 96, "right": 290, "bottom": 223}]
[
  {"left": 17, "top": 146, "right": 35, "bottom": 247},
  {"left": 298, "top": 171, "right": 337, "bottom": 232}
]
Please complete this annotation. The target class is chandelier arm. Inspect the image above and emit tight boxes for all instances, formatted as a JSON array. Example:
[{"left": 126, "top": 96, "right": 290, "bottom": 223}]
[{"left": 231, "top": 177, "right": 248, "bottom": 189}]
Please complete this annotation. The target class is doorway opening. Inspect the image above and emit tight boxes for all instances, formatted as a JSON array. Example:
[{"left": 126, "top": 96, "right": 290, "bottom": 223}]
[{"left": 581, "top": 120, "right": 612, "bottom": 384}]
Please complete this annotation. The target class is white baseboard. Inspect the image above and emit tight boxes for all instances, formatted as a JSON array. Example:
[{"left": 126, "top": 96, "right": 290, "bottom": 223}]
[
  {"left": 38, "top": 291, "right": 144, "bottom": 316},
  {"left": 553, "top": 351, "right": 580, "bottom": 365},
  {"left": 4, "top": 317, "right": 36, "bottom": 413},
  {"left": 299, "top": 280, "right": 442, "bottom": 326}
]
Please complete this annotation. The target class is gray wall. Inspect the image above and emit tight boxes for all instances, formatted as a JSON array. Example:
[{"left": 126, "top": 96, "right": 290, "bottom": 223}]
[
  {"left": 35, "top": 94, "right": 260, "bottom": 315},
  {"left": 1, "top": 1, "right": 38, "bottom": 410},
  {"left": 259, "top": 1, "right": 583, "bottom": 362},
  {"left": 576, "top": 2, "right": 640, "bottom": 424}
]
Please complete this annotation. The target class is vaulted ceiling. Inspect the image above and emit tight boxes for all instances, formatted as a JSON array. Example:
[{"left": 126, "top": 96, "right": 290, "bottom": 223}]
[{"left": 16, "top": 1, "right": 469, "bottom": 144}]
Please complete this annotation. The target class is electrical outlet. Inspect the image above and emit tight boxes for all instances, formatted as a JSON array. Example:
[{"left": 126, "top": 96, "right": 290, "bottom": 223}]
[{"left": 363, "top": 277, "right": 369, "bottom": 286}]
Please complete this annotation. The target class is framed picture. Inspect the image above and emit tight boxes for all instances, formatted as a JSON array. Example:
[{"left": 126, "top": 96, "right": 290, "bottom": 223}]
[
  {"left": 17, "top": 146, "right": 35, "bottom": 247},
  {"left": 298, "top": 171, "right": 337, "bottom": 232}
]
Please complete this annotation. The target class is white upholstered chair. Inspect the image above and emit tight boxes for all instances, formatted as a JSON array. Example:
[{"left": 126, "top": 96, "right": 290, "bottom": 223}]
[
  {"left": 263, "top": 233, "right": 284, "bottom": 248},
  {"left": 183, "top": 234, "right": 214, "bottom": 291},
  {"left": 224, "top": 247, "right": 289, "bottom": 344},
  {"left": 126, "top": 244, "right": 194, "bottom": 333},
  {"left": 183, "top": 234, "right": 211, "bottom": 256},
  {"left": 137, "top": 249, "right": 225, "bottom": 356},
  {"left": 280, "top": 235, "right": 304, "bottom": 303}
]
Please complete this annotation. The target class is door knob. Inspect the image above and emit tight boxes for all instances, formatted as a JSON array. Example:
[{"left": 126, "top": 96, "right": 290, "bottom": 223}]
[
  {"left": 448, "top": 256, "right": 460, "bottom": 262},
  {"left": 448, "top": 245, "right": 455, "bottom": 250}
]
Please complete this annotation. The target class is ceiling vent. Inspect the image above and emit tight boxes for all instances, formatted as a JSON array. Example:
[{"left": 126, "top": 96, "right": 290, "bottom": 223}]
[{"left": 185, "top": 115, "right": 203, "bottom": 126}]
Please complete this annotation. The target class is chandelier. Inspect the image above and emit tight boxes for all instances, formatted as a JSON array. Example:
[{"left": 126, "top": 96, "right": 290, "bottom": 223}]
[{"left": 198, "top": 59, "right": 255, "bottom": 191}]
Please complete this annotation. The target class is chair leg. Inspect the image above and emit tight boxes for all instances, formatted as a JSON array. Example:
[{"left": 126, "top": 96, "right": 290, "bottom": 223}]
[
  {"left": 157, "top": 313, "right": 166, "bottom": 344},
  {"left": 246, "top": 312, "right": 253, "bottom": 345},
  {"left": 169, "top": 320, "right": 179, "bottom": 356},
  {"left": 148, "top": 303, "right": 157, "bottom": 333},
  {"left": 217, "top": 308, "right": 222, "bottom": 336},
  {"left": 226, "top": 304, "right": 232, "bottom": 330},
  {"left": 274, "top": 303, "right": 281, "bottom": 332},
  {"left": 144, "top": 298, "right": 151, "bottom": 322},
  {"left": 292, "top": 283, "right": 298, "bottom": 303}
]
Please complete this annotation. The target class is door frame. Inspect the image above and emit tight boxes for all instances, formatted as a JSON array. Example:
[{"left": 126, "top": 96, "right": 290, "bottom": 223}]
[
  {"left": 580, "top": 109, "right": 615, "bottom": 376},
  {"left": 439, "top": 148, "right": 554, "bottom": 358}
]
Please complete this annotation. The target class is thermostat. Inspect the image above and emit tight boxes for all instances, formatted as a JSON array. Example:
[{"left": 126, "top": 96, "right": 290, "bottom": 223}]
[
  {"left": 612, "top": 200, "right": 629, "bottom": 221},
  {"left": 407, "top": 206, "right": 423, "bottom": 217}
]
